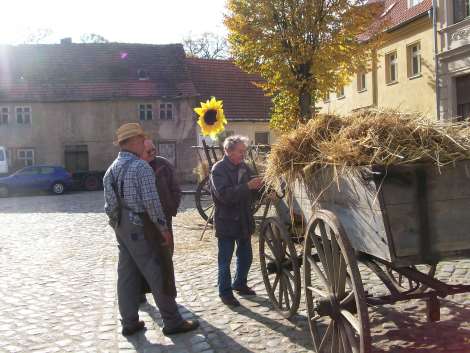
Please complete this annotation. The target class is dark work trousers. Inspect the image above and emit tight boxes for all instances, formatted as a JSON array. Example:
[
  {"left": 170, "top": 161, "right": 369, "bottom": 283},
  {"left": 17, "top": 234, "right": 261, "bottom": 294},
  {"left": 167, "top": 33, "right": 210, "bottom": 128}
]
[
  {"left": 114, "top": 208, "right": 183, "bottom": 329},
  {"left": 217, "top": 237, "right": 253, "bottom": 297}
]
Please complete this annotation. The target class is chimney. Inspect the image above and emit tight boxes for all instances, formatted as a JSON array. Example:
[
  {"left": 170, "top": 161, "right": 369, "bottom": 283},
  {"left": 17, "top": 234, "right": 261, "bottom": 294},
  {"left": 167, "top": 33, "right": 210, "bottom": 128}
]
[{"left": 60, "top": 38, "right": 72, "bottom": 45}]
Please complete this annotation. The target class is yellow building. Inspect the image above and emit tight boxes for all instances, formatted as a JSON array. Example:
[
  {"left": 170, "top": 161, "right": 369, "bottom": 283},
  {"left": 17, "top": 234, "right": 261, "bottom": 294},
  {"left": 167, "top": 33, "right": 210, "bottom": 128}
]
[{"left": 320, "top": 0, "right": 438, "bottom": 119}]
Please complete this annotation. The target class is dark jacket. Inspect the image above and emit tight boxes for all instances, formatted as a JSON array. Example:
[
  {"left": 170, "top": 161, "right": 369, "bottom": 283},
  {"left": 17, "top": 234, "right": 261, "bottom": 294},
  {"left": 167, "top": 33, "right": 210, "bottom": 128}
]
[
  {"left": 149, "top": 156, "right": 181, "bottom": 223},
  {"left": 210, "top": 155, "right": 257, "bottom": 239}
]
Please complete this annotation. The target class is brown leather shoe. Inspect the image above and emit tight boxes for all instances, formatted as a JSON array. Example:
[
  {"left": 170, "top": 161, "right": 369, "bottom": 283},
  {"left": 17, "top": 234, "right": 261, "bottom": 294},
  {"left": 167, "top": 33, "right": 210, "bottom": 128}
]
[
  {"left": 122, "top": 320, "right": 145, "bottom": 336},
  {"left": 162, "top": 319, "right": 200, "bottom": 335},
  {"left": 233, "top": 285, "right": 256, "bottom": 296},
  {"left": 220, "top": 295, "right": 241, "bottom": 307}
]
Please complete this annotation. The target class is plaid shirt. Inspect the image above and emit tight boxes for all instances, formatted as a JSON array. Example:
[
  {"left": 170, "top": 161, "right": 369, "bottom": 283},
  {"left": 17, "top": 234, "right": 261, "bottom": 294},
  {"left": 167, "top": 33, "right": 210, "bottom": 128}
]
[{"left": 103, "top": 151, "right": 168, "bottom": 232}]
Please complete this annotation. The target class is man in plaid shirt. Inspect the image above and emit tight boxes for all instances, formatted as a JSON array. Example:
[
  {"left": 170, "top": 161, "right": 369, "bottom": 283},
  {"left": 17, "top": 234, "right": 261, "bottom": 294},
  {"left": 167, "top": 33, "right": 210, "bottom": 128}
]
[{"left": 103, "top": 123, "right": 199, "bottom": 337}]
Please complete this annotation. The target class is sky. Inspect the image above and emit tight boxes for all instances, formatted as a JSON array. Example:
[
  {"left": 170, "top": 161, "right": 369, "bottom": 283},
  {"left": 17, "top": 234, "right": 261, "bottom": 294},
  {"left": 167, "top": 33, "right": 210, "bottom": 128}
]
[{"left": 0, "top": 0, "right": 228, "bottom": 45}]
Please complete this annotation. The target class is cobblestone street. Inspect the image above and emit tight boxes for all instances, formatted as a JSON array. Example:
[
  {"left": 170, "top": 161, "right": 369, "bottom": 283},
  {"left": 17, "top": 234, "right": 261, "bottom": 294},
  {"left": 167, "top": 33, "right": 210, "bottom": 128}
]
[{"left": 0, "top": 191, "right": 469, "bottom": 353}]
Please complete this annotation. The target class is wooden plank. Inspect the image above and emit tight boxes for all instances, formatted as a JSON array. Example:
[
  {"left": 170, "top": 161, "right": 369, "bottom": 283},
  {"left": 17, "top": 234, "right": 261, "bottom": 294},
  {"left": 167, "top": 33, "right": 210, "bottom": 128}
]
[
  {"left": 294, "top": 178, "right": 391, "bottom": 262},
  {"left": 381, "top": 160, "right": 470, "bottom": 264}
]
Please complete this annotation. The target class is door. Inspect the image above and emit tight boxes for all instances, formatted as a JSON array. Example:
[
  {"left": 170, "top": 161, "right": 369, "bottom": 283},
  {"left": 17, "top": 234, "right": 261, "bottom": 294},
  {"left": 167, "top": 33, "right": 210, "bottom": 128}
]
[
  {"left": 65, "top": 145, "right": 89, "bottom": 172},
  {"left": 11, "top": 167, "right": 40, "bottom": 192}
]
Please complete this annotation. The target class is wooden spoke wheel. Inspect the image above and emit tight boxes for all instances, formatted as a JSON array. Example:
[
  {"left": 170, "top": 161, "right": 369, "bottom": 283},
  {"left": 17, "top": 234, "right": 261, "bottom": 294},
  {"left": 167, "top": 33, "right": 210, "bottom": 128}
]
[
  {"left": 195, "top": 176, "right": 214, "bottom": 223},
  {"left": 304, "top": 210, "right": 371, "bottom": 353},
  {"left": 259, "top": 217, "right": 301, "bottom": 318},
  {"left": 385, "top": 264, "right": 436, "bottom": 294}
]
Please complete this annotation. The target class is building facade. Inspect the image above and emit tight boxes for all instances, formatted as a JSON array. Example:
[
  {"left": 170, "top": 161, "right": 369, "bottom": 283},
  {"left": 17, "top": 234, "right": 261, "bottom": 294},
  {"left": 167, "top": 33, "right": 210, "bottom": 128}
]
[
  {"left": 436, "top": 0, "right": 470, "bottom": 120},
  {"left": 320, "top": 0, "right": 437, "bottom": 119},
  {"left": 0, "top": 42, "right": 274, "bottom": 180}
]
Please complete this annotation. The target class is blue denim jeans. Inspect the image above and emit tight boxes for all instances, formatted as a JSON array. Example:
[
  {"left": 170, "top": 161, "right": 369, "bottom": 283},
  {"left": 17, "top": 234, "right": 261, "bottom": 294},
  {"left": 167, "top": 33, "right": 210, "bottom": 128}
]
[{"left": 218, "top": 237, "right": 253, "bottom": 297}]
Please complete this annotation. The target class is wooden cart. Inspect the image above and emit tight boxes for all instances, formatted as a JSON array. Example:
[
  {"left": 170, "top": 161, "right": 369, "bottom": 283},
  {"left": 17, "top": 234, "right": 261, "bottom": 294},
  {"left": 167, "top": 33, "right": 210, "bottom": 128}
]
[{"left": 259, "top": 160, "right": 470, "bottom": 353}]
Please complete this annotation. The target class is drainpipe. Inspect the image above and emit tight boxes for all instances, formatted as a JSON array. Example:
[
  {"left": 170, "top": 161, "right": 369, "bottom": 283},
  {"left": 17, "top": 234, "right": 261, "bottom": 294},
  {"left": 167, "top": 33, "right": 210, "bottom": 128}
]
[{"left": 431, "top": 2, "right": 441, "bottom": 120}]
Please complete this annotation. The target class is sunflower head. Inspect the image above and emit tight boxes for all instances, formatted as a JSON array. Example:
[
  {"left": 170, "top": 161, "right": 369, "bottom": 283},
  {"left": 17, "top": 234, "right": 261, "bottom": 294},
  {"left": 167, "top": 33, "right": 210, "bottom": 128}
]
[{"left": 194, "top": 97, "right": 227, "bottom": 139}]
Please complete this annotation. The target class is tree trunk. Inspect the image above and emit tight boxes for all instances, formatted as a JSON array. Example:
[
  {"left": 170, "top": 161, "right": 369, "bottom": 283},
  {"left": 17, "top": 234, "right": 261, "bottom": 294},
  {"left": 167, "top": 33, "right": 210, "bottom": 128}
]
[{"left": 299, "top": 89, "right": 312, "bottom": 123}]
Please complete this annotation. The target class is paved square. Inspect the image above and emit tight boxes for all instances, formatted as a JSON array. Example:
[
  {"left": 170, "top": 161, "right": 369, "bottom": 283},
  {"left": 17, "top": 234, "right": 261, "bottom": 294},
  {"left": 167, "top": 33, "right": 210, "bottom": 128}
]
[{"left": 0, "top": 191, "right": 469, "bottom": 352}]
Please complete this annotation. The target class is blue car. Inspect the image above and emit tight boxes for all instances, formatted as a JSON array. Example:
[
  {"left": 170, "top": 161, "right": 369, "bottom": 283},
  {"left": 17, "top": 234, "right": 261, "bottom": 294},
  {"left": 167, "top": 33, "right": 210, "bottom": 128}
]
[{"left": 0, "top": 165, "right": 73, "bottom": 197}]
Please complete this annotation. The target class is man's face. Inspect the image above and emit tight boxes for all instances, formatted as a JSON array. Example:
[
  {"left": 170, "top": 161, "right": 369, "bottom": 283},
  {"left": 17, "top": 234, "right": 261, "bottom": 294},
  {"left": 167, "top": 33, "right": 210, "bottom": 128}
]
[
  {"left": 226, "top": 142, "right": 246, "bottom": 165},
  {"left": 141, "top": 140, "right": 156, "bottom": 162}
]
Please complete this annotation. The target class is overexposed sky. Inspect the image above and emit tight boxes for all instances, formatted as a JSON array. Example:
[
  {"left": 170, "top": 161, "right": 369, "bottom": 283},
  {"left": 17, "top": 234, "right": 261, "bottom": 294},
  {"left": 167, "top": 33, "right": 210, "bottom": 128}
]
[{"left": 0, "top": 0, "right": 227, "bottom": 45}]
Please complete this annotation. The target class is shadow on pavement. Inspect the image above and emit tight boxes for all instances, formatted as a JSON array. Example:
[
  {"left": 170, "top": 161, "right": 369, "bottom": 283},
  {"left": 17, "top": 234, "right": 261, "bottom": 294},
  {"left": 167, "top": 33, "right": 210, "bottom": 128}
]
[
  {"left": 125, "top": 303, "right": 255, "bottom": 353},
  {"left": 231, "top": 296, "right": 315, "bottom": 351},
  {"left": 371, "top": 299, "right": 470, "bottom": 352}
]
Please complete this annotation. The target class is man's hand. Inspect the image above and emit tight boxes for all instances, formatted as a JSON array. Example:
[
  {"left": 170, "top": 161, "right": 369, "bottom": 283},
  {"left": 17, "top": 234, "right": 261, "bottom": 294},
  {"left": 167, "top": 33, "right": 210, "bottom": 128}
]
[
  {"left": 161, "top": 230, "right": 173, "bottom": 248},
  {"left": 247, "top": 177, "right": 263, "bottom": 190}
]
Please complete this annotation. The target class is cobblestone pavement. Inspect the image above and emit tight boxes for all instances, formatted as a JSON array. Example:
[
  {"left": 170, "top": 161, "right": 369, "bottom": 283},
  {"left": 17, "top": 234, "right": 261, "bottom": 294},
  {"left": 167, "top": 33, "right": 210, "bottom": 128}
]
[{"left": 0, "top": 190, "right": 469, "bottom": 353}]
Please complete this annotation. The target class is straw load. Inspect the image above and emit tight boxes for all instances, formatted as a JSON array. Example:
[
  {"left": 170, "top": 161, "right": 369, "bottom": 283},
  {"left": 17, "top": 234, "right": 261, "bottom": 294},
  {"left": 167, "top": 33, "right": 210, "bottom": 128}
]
[{"left": 264, "top": 110, "right": 470, "bottom": 189}]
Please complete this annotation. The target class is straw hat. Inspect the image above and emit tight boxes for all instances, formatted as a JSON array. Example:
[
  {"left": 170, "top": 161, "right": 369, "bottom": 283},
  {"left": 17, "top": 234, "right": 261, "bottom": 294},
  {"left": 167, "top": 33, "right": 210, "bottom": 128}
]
[{"left": 113, "top": 123, "right": 148, "bottom": 145}]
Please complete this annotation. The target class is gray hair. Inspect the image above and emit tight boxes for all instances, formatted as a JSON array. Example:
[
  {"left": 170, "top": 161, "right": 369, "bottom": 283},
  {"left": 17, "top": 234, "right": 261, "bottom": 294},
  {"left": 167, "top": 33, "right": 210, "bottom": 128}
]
[{"left": 223, "top": 135, "right": 249, "bottom": 151}]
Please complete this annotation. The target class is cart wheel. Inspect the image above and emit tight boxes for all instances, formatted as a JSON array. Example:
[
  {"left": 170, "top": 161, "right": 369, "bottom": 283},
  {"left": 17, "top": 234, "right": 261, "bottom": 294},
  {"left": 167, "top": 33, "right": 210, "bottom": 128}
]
[
  {"left": 259, "top": 217, "right": 301, "bottom": 318},
  {"left": 385, "top": 264, "right": 436, "bottom": 294},
  {"left": 195, "top": 176, "right": 213, "bottom": 223},
  {"left": 304, "top": 210, "right": 371, "bottom": 353}
]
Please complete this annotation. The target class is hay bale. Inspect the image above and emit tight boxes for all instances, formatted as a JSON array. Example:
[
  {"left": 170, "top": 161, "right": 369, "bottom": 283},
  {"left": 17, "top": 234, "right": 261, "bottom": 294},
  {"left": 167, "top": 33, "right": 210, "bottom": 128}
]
[{"left": 265, "top": 109, "right": 470, "bottom": 189}]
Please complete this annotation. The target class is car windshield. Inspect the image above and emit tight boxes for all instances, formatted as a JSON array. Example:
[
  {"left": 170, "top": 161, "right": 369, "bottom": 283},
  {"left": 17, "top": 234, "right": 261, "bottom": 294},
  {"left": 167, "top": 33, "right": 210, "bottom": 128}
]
[{"left": 0, "top": 150, "right": 4, "bottom": 161}]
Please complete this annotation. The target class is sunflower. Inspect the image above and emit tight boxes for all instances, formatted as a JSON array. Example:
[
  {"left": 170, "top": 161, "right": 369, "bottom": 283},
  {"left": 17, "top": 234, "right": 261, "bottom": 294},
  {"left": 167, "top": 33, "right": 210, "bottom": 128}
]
[{"left": 194, "top": 97, "right": 227, "bottom": 139}]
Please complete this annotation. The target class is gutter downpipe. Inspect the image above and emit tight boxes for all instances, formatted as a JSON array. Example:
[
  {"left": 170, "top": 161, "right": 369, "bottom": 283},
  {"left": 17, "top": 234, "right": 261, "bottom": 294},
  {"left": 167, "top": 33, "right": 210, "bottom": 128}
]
[{"left": 431, "top": 1, "right": 441, "bottom": 120}]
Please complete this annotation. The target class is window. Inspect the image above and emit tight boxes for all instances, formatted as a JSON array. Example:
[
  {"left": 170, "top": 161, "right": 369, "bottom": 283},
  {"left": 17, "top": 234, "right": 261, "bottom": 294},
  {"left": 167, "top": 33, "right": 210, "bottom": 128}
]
[
  {"left": 18, "top": 167, "right": 39, "bottom": 175},
  {"left": 456, "top": 74, "right": 470, "bottom": 120},
  {"left": 454, "top": 0, "right": 470, "bottom": 23},
  {"left": 158, "top": 142, "right": 176, "bottom": 166},
  {"left": 0, "top": 150, "right": 4, "bottom": 162},
  {"left": 407, "top": 43, "right": 421, "bottom": 77},
  {"left": 386, "top": 51, "right": 398, "bottom": 83},
  {"left": 337, "top": 86, "right": 345, "bottom": 99},
  {"left": 409, "top": 0, "right": 423, "bottom": 7},
  {"left": 16, "top": 106, "right": 31, "bottom": 125},
  {"left": 160, "top": 103, "right": 173, "bottom": 120},
  {"left": 255, "top": 132, "right": 270, "bottom": 145},
  {"left": 357, "top": 72, "right": 367, "bottom": 92},
  {"left": 17, "top": 149, "right": 35, "bottom": 166},
  {"left": 138, "top": 104, "right": 153, "bottom": 121},
  {"left": 0, "top": 107, "right": 9, "bottom": 125}
]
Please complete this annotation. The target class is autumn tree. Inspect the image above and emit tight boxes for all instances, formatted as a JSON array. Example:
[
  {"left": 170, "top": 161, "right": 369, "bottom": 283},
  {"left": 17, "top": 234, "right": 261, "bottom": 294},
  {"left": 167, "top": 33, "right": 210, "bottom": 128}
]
[
  {"left": 225, "top": 0, "right": 384, "bottom": 130},
  {"left": 183, "top": 32, "right": 229, "bottom": 59}
]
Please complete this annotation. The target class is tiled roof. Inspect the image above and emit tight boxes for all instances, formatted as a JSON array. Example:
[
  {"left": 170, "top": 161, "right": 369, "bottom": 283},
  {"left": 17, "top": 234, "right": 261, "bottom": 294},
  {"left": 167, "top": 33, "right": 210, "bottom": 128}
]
[
  {"left": 384, "top": 0, "right": 432, "bottom": 30},
  {"left": 0, "top": 43, "right": 197, "bottom": 102},
  {"left": 186, "top": 57, "right": 272, "bottom": 122}
]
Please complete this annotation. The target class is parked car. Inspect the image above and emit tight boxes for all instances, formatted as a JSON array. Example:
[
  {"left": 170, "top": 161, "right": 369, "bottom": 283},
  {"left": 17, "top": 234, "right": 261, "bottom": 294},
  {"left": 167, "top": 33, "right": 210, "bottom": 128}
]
[
  {"left": 0, "top": 146, "right": 8, "bottom": 175},
  {"left": 0, "top": 165, "right": 73, "bottom": 197}
]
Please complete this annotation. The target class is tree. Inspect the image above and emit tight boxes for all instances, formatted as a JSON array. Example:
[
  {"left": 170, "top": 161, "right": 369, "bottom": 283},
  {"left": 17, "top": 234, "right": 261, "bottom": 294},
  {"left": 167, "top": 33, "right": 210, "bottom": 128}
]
[
  {"left": 183, "top": 32, "right": 229, "bottom": 59},
  {"left": 80, "top": 33, "right": 109, "bottom": 43},
  {"left": 225, "top": 0, "right": 384, "bottom": 130},
  {"left": 23, "top": 28, "right": 53, "bottom": 44}
]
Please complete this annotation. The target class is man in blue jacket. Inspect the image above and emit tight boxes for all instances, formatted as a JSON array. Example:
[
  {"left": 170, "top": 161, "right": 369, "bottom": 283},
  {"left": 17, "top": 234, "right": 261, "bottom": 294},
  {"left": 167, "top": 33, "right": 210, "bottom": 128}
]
[{"left": 210, "top": 135, "right": 263, "bottom": 307}]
